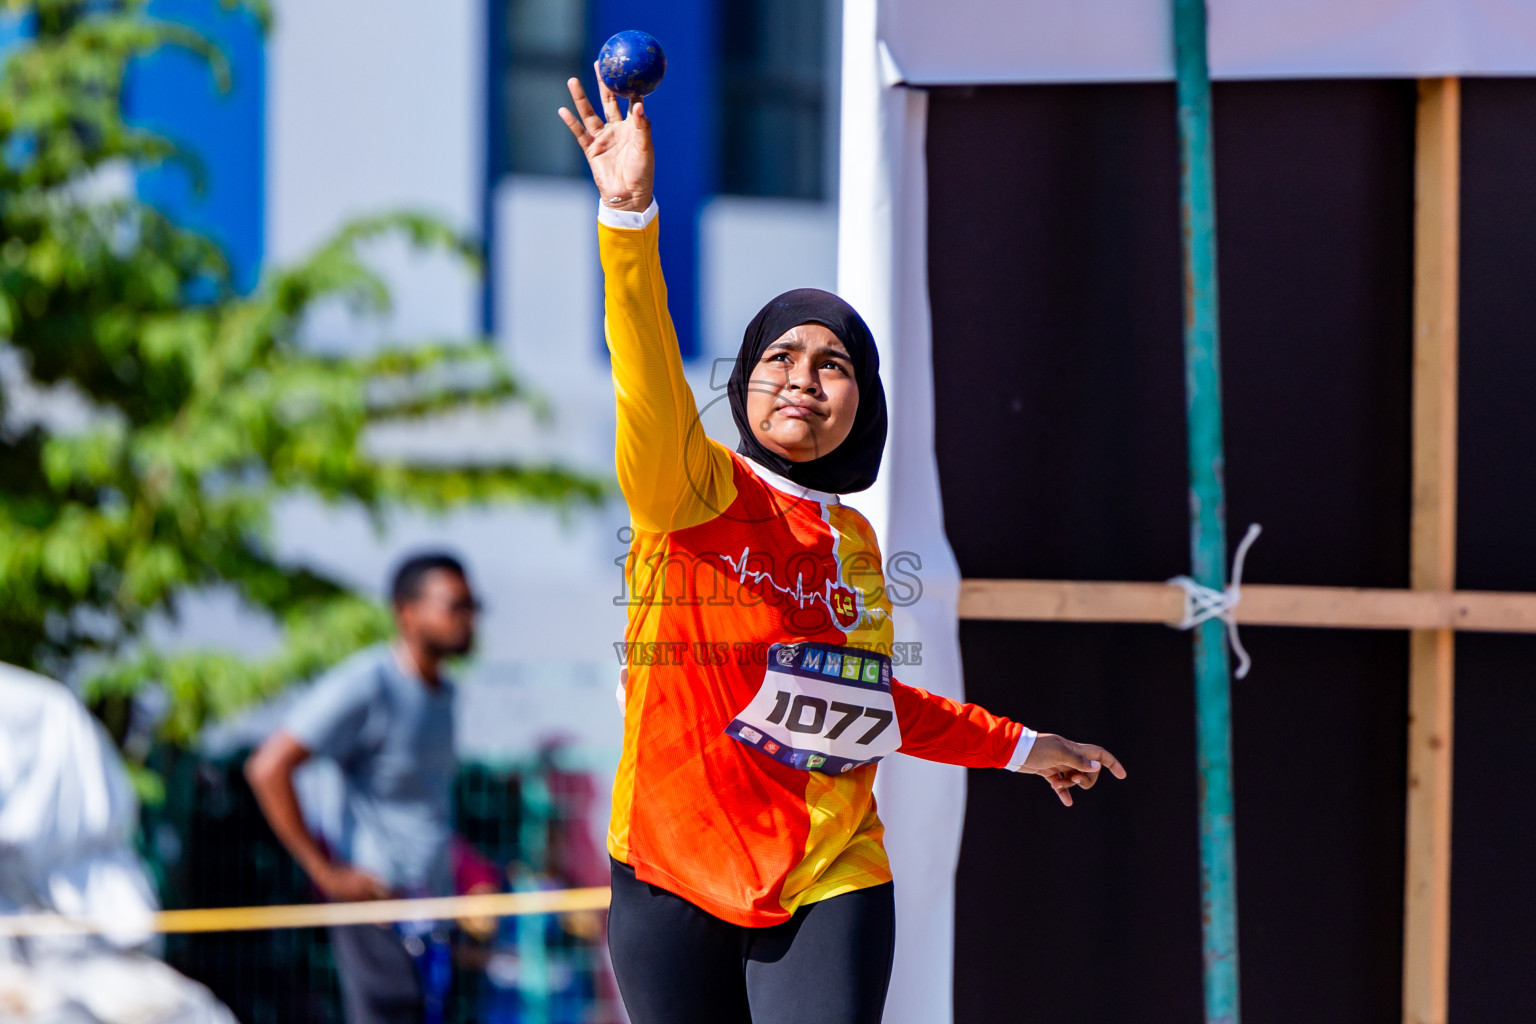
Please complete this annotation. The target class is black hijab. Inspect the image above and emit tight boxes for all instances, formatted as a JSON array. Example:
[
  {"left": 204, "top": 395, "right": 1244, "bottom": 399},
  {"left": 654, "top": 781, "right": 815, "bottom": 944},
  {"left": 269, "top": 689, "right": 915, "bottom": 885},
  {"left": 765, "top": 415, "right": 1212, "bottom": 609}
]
[{"left": 727, "top": 288, "right": 888, "bottom": 495}]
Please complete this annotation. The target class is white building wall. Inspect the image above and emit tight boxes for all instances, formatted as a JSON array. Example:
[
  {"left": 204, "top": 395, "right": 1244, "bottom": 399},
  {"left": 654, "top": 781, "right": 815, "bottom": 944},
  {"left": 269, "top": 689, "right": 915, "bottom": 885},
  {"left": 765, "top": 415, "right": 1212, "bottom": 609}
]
[
  {"left": 701, "top": 195, "right": 841, "bottom": 367},
  {"left": 265, "top": 0, "right": 481, "bottom": 347}
]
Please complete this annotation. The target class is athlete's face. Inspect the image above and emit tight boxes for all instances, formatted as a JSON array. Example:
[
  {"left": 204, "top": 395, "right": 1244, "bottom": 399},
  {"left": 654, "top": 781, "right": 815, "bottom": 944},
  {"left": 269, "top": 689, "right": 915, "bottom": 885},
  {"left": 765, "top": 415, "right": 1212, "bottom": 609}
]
[{"left": 745, "top": 324, "right": 859, "bottom": 463}]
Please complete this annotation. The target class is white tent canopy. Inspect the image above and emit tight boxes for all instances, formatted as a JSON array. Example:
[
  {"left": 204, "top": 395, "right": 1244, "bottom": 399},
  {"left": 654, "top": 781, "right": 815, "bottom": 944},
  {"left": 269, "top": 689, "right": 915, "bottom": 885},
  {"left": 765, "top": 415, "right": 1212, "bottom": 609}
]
[{"left": 879, "top": 0, "right": 1536, "bottom": 85}]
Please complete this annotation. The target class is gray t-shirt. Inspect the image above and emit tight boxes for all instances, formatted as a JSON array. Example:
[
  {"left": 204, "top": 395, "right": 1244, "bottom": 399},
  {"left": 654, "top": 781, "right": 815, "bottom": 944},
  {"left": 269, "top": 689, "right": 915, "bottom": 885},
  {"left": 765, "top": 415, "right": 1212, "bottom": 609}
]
[{"left": 283, "top": 645, "right": 456, "bottom": 897}]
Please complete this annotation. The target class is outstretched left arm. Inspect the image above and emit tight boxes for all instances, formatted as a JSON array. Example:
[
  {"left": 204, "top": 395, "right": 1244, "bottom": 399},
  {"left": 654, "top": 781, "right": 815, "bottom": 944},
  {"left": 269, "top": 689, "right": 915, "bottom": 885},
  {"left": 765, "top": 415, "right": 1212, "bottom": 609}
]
[{"left": 891, "top": 680, "right": 1127, "bottom": 806}]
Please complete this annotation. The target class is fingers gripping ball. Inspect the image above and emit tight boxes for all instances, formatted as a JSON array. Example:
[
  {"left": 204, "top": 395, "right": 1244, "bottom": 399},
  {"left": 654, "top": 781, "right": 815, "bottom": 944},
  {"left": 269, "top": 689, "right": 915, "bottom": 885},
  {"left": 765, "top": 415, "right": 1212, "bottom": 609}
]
[{"left": 598, "top": 30, "right": 667, "bottom": 99}]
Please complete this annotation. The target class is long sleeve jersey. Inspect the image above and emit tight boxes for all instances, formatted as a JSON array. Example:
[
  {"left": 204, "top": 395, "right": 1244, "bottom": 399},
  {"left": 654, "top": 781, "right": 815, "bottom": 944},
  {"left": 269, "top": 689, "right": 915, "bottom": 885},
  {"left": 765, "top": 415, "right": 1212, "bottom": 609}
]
[{"left": 601, "top": 202, "right": 1033, "bottom": 927}]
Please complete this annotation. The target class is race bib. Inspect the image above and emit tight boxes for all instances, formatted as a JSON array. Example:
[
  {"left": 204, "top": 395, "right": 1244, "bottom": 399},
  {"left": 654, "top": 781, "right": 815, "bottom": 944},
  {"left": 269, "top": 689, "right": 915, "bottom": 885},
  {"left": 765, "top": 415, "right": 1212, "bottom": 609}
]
[{"left": 725, "top": 642, "right": 902, "bottom": 775}]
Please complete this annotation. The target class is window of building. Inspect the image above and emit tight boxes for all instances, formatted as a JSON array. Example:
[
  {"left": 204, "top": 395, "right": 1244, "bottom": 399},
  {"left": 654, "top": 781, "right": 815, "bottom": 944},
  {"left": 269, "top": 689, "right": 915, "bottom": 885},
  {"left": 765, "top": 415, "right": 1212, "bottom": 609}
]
[
  {"left": 493, "top": 0, "right": 590, "bottom": 178},
  {"left": 720, "top": 0, "right": 830, "bottom": 200}
]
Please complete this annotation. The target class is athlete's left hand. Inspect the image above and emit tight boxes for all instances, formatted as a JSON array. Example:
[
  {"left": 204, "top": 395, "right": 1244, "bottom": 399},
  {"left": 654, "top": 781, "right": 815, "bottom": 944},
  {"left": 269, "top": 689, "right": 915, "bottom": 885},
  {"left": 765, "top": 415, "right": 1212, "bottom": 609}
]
[{"left": 1018, "top": 733, "right": 1126, "bottom": 807}]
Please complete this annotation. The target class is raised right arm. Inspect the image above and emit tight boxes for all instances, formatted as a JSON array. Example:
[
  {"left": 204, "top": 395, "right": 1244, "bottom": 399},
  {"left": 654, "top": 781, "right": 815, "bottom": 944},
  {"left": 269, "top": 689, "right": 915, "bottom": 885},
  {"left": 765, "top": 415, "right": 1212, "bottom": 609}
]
[
  {"left": 599, "top": 204, "right": 734, "bottom": 532},
  {"left": 562, "top": 70, "right": 734, "bottom": 533}
]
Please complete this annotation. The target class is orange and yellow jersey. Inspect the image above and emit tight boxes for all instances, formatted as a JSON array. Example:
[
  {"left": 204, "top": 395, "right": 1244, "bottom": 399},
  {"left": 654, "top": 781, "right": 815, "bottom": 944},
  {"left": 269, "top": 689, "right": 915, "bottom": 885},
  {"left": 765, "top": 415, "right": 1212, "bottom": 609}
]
[{"left": 601, "top": 205, "right": 1028, "bottom": 928}]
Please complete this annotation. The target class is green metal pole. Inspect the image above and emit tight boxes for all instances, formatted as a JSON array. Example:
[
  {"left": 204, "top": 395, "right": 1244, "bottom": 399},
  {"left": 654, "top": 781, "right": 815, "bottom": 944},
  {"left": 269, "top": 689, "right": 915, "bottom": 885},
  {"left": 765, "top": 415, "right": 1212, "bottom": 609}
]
[{"left": 1172, "top": 1, "right": 1240, "bottom": 1022}]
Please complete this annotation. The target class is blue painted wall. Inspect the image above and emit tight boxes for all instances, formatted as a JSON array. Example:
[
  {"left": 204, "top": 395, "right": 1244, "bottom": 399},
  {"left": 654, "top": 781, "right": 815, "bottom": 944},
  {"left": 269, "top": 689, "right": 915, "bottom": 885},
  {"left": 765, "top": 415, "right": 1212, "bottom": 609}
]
[
  {"left": 125, "top": 0, "right": 265, "bottom": 294},
  {"left": 590, "top": 0, "right": 716, "bottom": 360},
  {"left": 481, "top": 0, "right": 509, "bottom": 337}
]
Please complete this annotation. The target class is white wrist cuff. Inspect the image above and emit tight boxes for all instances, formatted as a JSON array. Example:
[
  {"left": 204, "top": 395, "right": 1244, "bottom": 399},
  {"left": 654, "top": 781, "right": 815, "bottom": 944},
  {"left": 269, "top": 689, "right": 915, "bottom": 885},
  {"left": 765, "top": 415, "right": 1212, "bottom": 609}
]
[
  {"left": 597, "top": 198, "right": 659, "bottom": 230},
  {"left": 1006, "top": 727, "right": 1038, "bottom": 771}
]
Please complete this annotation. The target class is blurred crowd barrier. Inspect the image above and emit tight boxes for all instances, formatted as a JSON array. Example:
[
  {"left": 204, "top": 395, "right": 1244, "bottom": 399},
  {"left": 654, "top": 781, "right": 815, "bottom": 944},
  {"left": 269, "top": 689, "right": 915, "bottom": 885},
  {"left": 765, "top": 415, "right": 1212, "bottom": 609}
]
[{"left": 136, "top": 747, "right": 623, "bottom": 1024}]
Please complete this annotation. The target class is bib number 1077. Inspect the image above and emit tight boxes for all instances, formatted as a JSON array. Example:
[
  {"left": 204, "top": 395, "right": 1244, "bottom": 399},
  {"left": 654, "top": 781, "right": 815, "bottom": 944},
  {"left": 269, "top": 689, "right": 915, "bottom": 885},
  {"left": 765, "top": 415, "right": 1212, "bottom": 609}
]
[
  {"left": 763, "top": 690, "right": 894, "bottom": 745},
  {"left": 727, "top": 641, "right": 901, "bottom": 774}
]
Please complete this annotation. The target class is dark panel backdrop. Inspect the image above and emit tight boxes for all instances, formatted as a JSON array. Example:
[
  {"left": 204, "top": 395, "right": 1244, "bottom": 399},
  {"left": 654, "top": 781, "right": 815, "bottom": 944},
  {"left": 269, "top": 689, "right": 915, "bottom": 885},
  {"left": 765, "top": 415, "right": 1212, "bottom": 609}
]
[
  {"left": 1452, "top": 79, "right": 1536, "bottom": 1021},
  {"left": 927, "top": 81, "right": 1419, "bottom": 1023}
]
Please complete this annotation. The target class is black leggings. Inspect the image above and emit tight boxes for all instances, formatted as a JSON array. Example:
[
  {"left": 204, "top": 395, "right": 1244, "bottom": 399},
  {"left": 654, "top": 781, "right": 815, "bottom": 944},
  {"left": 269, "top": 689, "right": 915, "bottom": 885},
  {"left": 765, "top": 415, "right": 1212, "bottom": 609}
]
[{"left": 607, "top": 858, "right": 896, "bottom": 1024}]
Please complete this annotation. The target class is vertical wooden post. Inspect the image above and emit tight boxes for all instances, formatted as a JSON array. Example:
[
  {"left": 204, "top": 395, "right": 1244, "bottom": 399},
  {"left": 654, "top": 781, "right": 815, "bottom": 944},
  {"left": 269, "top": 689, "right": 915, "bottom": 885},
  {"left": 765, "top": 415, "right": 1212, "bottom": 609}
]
[{"left": 1404, "top": 76, "right": 1459, "bottom": 1024}]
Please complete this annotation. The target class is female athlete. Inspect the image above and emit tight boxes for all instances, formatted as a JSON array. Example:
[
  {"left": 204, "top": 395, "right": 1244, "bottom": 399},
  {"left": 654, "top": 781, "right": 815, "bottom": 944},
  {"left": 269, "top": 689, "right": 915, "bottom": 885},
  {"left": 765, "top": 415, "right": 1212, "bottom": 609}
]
[{"left": 558, "top": 70, "right": 1127, "bottom": 1024}]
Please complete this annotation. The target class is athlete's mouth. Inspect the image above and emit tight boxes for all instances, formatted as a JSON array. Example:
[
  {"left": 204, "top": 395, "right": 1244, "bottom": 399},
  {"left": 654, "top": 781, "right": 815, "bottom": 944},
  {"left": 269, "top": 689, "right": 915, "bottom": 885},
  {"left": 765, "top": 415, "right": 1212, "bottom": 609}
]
[{"left": 775, "top": 401, "right": 821, "bottom": 420}]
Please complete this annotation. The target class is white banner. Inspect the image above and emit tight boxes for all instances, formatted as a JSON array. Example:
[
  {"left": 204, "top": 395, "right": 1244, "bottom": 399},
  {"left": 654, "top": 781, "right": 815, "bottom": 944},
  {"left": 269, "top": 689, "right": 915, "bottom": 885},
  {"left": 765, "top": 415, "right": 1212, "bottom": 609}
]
[
  {"left": 840, "top": 3, "right": 972, "bottom": 1022},
  {"left": 880, "top": 0, "right": 1536, "bottom": 85}
]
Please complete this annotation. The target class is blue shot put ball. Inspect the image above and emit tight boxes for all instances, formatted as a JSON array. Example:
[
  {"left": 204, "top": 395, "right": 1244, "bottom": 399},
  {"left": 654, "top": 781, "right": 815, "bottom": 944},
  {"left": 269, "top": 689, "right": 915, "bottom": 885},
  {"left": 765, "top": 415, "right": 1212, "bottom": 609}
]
[{"left": 597, "top": 30, "right": 667, "bottom": 99}]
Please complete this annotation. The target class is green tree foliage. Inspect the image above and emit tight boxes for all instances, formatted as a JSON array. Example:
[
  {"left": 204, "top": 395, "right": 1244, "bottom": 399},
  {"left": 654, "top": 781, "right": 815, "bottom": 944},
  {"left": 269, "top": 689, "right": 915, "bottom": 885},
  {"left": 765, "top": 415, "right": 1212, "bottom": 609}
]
[{"left": 0, "top": 0, "right": 605, "bottom": 754}]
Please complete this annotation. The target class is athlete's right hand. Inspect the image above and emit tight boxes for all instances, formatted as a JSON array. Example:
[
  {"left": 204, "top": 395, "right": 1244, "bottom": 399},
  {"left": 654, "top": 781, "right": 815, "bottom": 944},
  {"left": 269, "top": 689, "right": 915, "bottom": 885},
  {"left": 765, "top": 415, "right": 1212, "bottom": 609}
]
[
  {"left": 558, "top": 68, "right": 654, "bottom": 214},
  {"left": 1018, "top": 733, "right": 1127, "bottom": 808},
  {"left": 315, "top": 863, "right": 391, "bottom": 902}
]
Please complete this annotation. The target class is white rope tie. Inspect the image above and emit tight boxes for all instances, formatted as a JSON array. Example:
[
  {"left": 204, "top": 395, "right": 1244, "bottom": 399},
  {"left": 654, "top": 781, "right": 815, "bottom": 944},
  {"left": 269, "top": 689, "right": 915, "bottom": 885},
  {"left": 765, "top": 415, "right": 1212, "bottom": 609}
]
[{"left": 1168, "top": 523, "right": 1263, "bottom": 679}]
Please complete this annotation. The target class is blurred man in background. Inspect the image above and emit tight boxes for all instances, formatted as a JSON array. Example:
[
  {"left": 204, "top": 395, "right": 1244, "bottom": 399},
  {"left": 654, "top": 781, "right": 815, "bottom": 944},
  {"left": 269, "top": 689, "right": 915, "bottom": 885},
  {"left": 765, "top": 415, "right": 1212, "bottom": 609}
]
[{"left": 246, "top": 553, "right": 478, "bottom": 1024}]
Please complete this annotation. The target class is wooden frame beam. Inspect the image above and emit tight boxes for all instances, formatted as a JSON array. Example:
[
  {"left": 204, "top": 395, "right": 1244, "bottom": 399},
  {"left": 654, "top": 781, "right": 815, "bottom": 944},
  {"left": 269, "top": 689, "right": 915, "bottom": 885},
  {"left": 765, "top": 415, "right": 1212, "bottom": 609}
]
[
  {"left": 958, "top": 579, "right": 1536, "bottom": 633},
  {"left": 1404, "top": 75, "right": 1460, "bottom": 1024}
]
